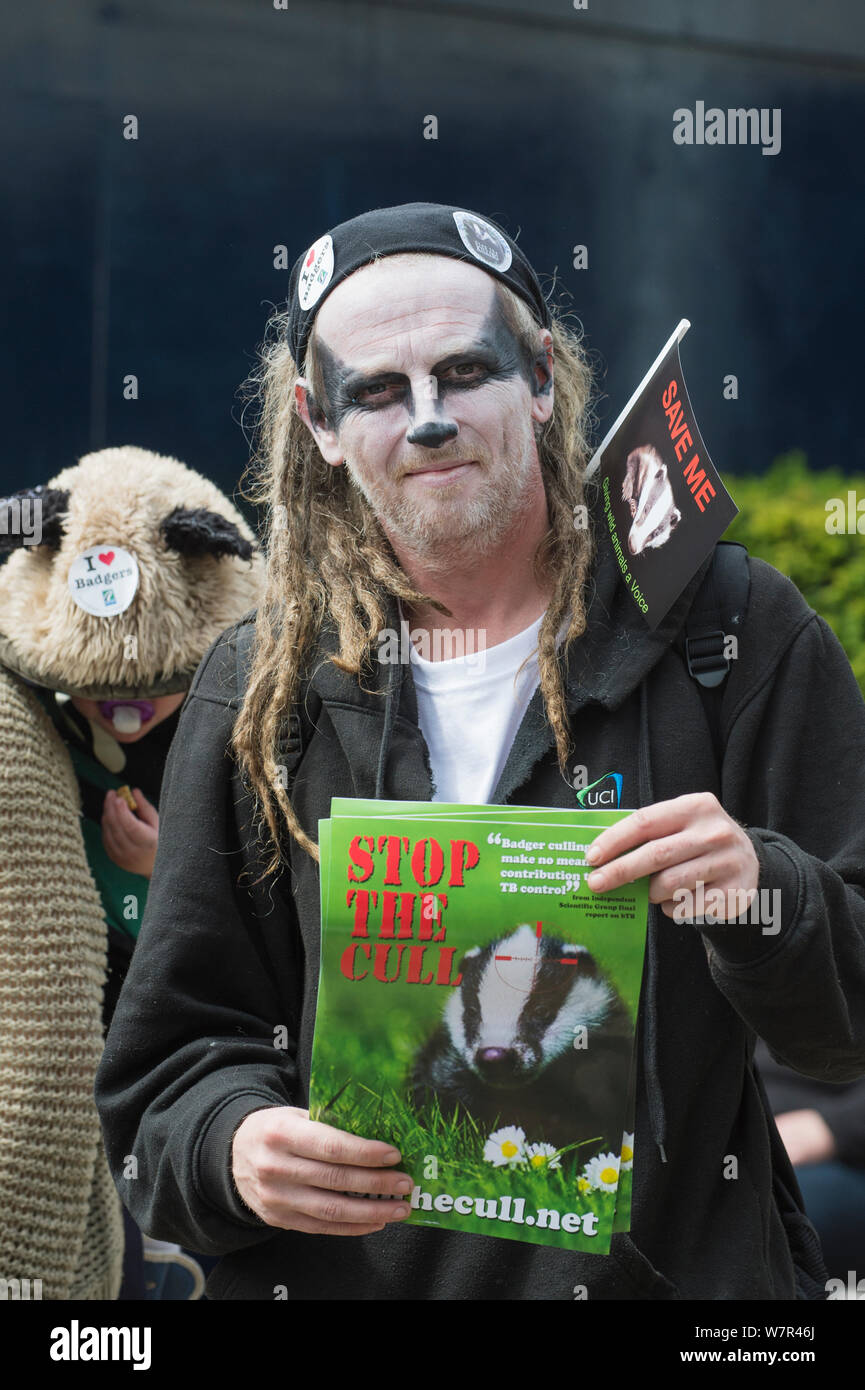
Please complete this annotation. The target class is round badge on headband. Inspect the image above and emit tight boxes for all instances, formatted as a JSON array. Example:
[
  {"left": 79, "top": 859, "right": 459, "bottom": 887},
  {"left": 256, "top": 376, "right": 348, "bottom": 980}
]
[
  {"left": 452, "top": 210, "right": 513, "bottom": 272},
  {"left": 297, "top": 233, "right": 335, "bottom": 311},
  {"left": 286, "top": 201, "right": 551, "bottom": 368}
]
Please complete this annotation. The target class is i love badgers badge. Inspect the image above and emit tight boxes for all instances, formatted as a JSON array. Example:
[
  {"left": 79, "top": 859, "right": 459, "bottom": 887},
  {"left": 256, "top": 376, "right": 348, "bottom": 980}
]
[{"left": 68, "top": 545, "right": 139, "bottom": 617}]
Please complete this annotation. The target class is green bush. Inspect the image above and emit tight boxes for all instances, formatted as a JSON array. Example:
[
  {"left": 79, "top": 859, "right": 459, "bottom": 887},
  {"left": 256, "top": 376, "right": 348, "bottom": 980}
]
[{"left": 718, "top": 450, "right": 865, "bottom": 696}]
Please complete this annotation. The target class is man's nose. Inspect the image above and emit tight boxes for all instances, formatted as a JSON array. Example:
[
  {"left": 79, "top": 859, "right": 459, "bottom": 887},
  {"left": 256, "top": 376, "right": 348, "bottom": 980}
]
[
  {"left": 405, "top": 378, "right": 458, "bottom": 448},
  {"left": 406, "top": 418, "right": 459, "bottom": 448}
]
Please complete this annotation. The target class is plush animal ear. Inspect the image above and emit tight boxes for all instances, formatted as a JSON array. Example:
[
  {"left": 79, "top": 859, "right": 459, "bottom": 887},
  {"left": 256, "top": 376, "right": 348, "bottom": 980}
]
[
  {"left": 160, "top": 506, "right": 255, "bottom": 561},
  {"left": 0, "top": 486, "right": 70, "bottom": 552}
]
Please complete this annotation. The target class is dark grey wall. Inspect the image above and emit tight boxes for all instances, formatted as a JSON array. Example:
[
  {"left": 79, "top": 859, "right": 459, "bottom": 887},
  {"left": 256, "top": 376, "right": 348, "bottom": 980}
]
[{"left": 2, "top": 0, "right": 864, "bottom": 504}]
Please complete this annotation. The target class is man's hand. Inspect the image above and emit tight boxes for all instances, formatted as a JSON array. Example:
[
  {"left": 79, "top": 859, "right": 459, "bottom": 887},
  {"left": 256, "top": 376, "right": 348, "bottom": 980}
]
[
  {"left": 231, "top": 1106, "right": 414, "bottom": 1236},
  {"left": 101, "top": 787, "right": 159, "bottom": 878},
  {"left": 775, "top": 1109, "right": 837, "bottom": 1167},
  {"left": 585, "top": 792, "right": 760, "bottom": 921}
]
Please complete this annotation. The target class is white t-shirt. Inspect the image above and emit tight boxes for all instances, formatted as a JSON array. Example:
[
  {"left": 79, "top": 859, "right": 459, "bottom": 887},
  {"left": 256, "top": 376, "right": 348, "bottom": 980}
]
[{"left": 405, "top": 606, "right": 568, "bottom": 804}]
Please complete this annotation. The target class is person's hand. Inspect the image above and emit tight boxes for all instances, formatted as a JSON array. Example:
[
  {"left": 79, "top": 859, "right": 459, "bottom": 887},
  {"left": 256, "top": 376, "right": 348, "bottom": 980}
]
[
  {"left": 101, "top": 787, "right": 159, "bottom": 878},
  {"left": 231, "top": 1106, "right": 414, "bottom": 1236},
  {"left": 585, "top": 792, "right": 760, "bottom": 921},
  {"left": 775, "top": 1109, "right": 837, "bottom": 1166}
]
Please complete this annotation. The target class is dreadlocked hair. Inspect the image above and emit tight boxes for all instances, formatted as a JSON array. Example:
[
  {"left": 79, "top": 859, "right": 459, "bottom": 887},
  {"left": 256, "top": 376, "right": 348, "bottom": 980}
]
[{"left": 234, "top": 261, "right": 597, "bottom": 880}]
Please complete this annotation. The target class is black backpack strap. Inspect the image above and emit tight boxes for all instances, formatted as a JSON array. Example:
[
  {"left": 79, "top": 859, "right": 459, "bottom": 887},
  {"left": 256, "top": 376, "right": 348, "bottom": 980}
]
[{"left": 676, "top": 541, "right": 751, "bottom": 768}]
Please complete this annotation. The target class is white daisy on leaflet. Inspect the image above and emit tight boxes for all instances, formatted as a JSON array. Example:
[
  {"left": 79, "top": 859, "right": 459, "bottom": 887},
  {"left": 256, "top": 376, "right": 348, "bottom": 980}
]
[
  {"left": 483, "top": 1126, "right": 526, "bottom": 1167},
  {"left": 582, "top": 1152, "right": 620, "bottom": 1192},
  {"left": 525, "top": 1142, "right": 562, "bottom": 1172}
]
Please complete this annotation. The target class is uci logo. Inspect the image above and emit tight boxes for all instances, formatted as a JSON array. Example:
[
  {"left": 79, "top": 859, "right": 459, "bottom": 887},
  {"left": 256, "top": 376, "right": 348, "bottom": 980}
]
[
  {"left": 582, "top": 788, "right": 617, "bottom": 806},
  {"left": 571, "top": 771, "right": 623, "bottom": 808}
]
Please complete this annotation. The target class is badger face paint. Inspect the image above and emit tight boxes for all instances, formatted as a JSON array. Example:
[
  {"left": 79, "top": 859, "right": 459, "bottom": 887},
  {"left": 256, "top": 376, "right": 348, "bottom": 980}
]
[
  {"left": 312, "top": 297, "right": 538, "bottom": 429},
  {"left": 306, "top": 255, "right": 551, "bottom": 557}
]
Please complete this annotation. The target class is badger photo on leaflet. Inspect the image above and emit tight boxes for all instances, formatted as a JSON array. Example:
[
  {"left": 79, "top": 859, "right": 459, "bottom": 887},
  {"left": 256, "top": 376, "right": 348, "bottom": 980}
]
[
  {"left": 621, "top": 444, "right": 682, "bottom": 557},
  {"left": 410, "top": 925, "right": 634, "bottom": 1150}
]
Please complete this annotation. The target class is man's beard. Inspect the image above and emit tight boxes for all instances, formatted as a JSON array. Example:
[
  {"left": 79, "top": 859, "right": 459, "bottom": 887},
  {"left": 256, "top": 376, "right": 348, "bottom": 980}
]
[{"left": 343, "top": 421, "right": 542, "bottom": 563}]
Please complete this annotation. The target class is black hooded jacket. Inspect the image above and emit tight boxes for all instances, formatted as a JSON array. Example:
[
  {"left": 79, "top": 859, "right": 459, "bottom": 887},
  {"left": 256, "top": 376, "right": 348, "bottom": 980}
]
[{"left": 95, "top": 499, "right": 865, "bottom": 1300}]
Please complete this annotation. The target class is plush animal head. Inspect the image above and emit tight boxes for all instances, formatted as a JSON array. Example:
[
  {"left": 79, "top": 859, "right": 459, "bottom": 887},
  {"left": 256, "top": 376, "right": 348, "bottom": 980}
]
[{"left": 0, "top": 445, "right": 264, "bottom": 698}]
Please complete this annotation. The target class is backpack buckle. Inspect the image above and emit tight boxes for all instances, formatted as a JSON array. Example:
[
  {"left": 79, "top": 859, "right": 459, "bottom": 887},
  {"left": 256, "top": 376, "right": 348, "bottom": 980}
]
[{"left": 685, "top": 631, "right": 729, "bottom": 688}]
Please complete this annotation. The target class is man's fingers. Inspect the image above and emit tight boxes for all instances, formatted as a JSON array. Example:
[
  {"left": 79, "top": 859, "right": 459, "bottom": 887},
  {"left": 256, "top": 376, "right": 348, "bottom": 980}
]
[
  {"left": 271, "top": 1153, "right": 413, "bottom": 1197},
  {"left": 587, "top": 793, "right": 713, "bottom": 867},
  {"left": 231, "top": 1107, "right": 412, "bottom": 1236},
  {"left": 647, "top": 853, "right": 744, "bottom": 906},
  {"left": 271, "top": 1111, "right": 402, "bottom": 1168},
  {"left": 257, "top": 1182, "right": 410, "bottom": 1231},
  {"left": 587, "top": 801, "right": 743, "bottom": 893},
  {"left": 278, "top": 1212, "right": 390, "bottom": 1238}
]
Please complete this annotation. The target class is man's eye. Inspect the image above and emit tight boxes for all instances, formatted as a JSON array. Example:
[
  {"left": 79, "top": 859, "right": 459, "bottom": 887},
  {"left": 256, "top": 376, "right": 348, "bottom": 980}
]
[
  {"left": 442, "top": 363, "right": 487, "bottom": 384},
  {"left": 352, "top": 381, "right": 404, "bottom": 406}
]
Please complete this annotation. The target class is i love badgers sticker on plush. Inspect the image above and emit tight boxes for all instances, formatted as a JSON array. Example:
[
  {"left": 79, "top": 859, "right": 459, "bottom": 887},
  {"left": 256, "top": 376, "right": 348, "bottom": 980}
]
[
  {"left": 310, "top": 797, "right": 649, "bottom": 1254},
  {"left": 67, "top": 545, "right": 139, "bottom": 617},
  {"left": 583, "top": 321, "right": 738, "bottom": 630}
]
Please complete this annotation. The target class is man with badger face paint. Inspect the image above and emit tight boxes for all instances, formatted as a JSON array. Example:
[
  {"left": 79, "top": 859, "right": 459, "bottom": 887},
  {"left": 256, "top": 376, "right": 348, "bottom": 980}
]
[{"left": 95, "top": 203, "right": 865, "bottom": 1301}]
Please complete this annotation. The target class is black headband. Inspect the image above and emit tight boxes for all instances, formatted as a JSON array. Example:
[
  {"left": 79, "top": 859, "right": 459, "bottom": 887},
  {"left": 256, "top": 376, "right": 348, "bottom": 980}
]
[{"left": 286, "top": 201, "right": 552, "bottom": 368}]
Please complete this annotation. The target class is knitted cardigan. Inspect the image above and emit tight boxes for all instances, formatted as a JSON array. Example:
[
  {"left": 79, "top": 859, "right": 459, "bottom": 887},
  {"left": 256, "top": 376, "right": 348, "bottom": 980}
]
[{"left": 0, "top": 666, "right": 124, "bottom": 1300}]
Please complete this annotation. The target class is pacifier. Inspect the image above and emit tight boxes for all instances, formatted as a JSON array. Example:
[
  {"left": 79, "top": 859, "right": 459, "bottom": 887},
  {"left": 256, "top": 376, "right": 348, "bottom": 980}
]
[{"left": 97, "top": 699, "right": 155, "bottom": 734}]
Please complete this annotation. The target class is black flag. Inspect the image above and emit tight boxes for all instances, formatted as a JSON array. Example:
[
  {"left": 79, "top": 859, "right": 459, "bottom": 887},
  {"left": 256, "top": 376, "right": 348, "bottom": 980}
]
[{"left": 586, "top": 322, "right": 738, "bottom": 630}]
